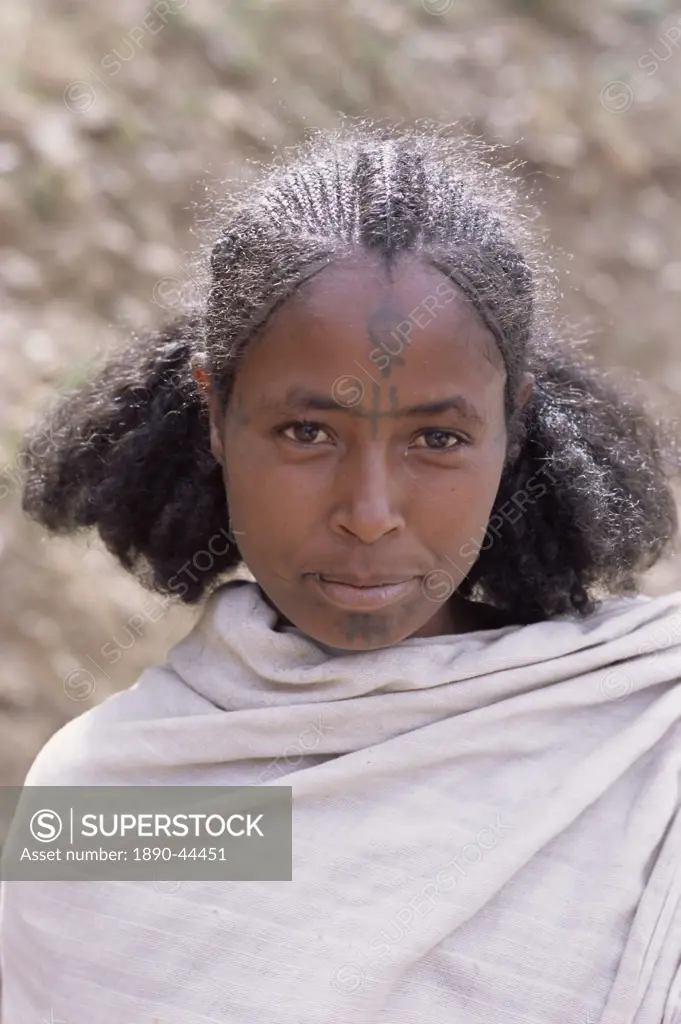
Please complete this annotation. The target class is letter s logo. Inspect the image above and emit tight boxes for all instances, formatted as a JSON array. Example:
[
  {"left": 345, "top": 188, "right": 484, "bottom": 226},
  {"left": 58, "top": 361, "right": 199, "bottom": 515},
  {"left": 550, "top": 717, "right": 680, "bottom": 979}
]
[{"left": 29, "top": 809, "right": 63, "bottom": 842}]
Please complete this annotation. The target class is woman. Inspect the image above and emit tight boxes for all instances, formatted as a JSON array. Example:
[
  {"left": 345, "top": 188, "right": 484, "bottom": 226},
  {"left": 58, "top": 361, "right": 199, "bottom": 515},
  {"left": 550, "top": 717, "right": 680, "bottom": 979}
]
[{"left": 2, "top": 125, "right": 681, "bottom": 1023}]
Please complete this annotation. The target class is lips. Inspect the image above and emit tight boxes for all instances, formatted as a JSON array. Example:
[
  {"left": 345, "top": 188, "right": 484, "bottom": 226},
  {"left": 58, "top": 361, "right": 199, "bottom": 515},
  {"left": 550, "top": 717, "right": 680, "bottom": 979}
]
[
  {"left": 312, "top": 573, "right": 413, "bottom": 587},
  {"left": 309, "top": 575, "right": 418, "bottom": 611}
]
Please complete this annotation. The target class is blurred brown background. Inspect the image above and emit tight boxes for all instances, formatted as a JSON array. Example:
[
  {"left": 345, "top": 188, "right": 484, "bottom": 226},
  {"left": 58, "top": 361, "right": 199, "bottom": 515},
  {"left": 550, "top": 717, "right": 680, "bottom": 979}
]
[{"left": 2, "top": 0, "right": 681, "bottom": 785}]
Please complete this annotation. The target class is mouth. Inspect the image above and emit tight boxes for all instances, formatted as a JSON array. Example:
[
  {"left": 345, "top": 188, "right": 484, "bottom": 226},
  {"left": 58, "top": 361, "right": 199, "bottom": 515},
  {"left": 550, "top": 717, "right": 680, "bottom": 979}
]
[
  {"left": 308, "top": 573, "right": 419, "bottom": 610},
  {"left": 314, "top": 574, "right": 411, "bottom": 587}
]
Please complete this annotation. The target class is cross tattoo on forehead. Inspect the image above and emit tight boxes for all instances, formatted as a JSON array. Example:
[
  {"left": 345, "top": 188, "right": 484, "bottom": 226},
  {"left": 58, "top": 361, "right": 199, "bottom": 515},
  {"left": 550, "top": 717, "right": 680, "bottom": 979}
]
[
  {"left": 366, "top": 302, "right": 406, "bottom": 380},
  {"left": 354, "top": 383, "right": 399, "bottom": 440}
]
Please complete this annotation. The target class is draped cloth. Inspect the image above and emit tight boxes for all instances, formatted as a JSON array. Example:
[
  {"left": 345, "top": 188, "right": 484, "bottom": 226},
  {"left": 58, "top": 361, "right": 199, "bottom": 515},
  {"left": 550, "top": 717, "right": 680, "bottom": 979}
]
[{"left": 3, "top": 579, "right": 681, "bottom": 1023}]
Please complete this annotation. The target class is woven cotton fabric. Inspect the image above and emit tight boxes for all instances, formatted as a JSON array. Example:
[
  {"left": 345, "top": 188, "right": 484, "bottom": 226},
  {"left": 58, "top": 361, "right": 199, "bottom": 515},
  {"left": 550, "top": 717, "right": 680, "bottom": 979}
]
[{"left": 3, "top": 579, "right": 681, "bottom": 1023}]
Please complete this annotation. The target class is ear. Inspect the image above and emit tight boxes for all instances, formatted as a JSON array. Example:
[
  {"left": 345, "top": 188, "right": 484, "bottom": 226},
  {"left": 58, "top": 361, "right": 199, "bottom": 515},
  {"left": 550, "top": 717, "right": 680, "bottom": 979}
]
[
  {"left": 191, "top": 357, "right": 224, "bottom": 466},
  {"left": 506, "top": 373, "right": 535, "bottom": 462}
]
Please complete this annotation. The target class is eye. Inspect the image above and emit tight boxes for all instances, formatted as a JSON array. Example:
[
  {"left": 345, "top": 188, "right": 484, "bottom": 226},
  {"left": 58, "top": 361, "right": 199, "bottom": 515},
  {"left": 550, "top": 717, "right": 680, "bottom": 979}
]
[
  {"left": 411, "top": 429, "right": 468, "bottom": 451},
  {"left": 276, "top": 422, "right": 469, "bottom": 451},
  {"left": 279, "top": 420, "right": 332, "bottom": 445}
]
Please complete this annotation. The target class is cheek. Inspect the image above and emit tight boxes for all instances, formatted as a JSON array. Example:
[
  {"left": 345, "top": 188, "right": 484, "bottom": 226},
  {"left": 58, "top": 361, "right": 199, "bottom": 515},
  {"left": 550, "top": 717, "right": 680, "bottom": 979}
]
[
  {"left": 423, "top": 449, "right": 505, "bottom": 540},
  {"left": 223, "top": 446, "right": 318, "bottom": 554},
  {"left": 477, "top": 423, "right": 508, "bottom": 499}
]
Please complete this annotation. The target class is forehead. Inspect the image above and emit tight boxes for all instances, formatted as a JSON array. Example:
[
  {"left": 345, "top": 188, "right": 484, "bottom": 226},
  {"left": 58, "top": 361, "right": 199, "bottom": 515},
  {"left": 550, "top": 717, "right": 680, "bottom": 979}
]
[
  {"left": 293, "top": 254, "right": 497, "bottom": 342},
  {"left": 241, "top": 251, "right": 506, "bottom": 393}
]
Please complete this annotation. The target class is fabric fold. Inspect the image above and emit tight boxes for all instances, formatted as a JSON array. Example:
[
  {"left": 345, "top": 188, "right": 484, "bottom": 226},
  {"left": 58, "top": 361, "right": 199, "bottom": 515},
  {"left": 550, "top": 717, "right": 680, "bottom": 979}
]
[{"left": 2, "top": 580, "right": 681, "bottom": 1023}]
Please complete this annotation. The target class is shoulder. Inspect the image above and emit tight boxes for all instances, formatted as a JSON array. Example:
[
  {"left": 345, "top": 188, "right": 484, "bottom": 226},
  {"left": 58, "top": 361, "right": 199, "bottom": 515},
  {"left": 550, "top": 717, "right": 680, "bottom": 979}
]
[
  {"left": 22, "top": 710, "right": 100, "bottom": 786},
  {"left": 22, "top": 656, "right": 210, "bottom": 787},
  {"left": 21, "top": 672, "right": 167, "bottom": 786},
  {"left": 562, "top": 589, "right": 681, "bottom": 664}
]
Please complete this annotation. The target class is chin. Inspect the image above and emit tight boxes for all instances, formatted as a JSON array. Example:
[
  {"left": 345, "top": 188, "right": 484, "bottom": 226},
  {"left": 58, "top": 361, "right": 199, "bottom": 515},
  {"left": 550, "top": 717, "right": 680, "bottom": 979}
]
[{"left": 306, "top": 611, "right": 406, "bottom": 652}]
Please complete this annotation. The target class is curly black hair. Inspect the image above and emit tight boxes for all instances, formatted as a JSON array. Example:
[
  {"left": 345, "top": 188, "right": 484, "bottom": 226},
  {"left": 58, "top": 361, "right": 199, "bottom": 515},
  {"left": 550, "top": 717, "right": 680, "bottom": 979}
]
[{"left": 18, "top": 122, "right": 681, "bottom": 620}]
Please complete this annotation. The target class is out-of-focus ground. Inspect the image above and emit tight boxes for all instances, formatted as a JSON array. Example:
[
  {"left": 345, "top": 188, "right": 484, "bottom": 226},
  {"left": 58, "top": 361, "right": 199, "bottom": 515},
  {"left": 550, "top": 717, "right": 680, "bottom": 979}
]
[{"left": 2, "top": 0, "right": 681, "bottom": 784}]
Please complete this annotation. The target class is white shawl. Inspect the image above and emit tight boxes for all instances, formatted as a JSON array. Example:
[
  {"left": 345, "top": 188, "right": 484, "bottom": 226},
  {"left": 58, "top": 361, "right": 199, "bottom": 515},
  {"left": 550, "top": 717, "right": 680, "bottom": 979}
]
[{"left": 3, "top": 579, "right": 681, "bottom": 1024}]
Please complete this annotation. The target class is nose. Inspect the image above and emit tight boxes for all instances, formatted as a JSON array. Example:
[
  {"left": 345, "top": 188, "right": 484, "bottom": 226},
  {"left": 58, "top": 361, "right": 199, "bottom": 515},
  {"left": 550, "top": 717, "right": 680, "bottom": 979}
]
[{"left": 329, "top": 446, "right": 406, "bottom": 544}]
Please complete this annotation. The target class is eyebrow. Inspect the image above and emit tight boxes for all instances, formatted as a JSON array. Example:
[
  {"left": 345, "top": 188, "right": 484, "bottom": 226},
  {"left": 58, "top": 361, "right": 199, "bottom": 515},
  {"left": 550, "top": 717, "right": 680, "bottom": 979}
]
[{"left": 270, "top": 385, "right": 485, "bottom": 425}]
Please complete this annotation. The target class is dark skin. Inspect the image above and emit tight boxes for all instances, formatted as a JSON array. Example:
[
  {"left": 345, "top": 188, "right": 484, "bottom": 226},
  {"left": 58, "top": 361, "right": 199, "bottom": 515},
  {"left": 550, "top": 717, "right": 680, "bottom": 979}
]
[{"left": 193, "top": 252, "right": 533, "bottom": 652}]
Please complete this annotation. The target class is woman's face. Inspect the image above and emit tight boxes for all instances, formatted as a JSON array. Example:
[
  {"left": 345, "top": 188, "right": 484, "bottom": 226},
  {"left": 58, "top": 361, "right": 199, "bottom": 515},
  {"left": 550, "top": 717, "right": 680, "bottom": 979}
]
[{"left": 202, "top": 252, "right": 526, "bottom": 651}]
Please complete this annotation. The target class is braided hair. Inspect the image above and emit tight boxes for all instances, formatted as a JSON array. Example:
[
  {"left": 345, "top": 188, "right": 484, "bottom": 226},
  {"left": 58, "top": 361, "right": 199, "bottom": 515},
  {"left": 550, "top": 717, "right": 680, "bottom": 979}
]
[{"left": 18, "top": 123, "right": 680, "bottom": 618}]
